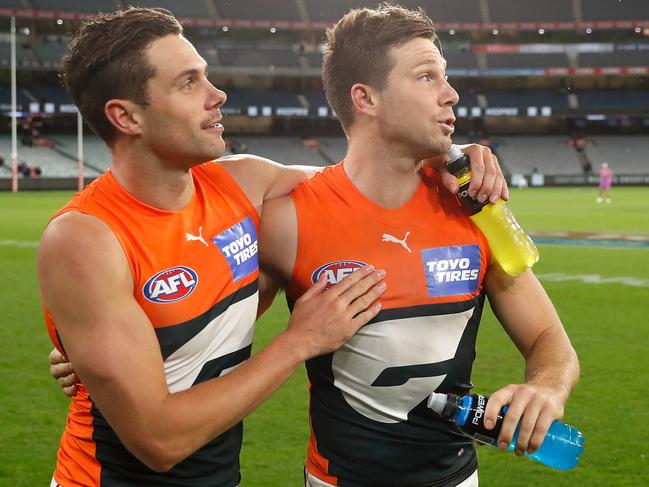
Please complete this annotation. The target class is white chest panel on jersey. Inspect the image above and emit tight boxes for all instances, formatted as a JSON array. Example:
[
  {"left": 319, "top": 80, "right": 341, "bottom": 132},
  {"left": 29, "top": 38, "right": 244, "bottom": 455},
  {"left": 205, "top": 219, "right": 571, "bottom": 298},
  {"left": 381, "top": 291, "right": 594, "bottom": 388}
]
[
  {"left": 163, "top": 292, "right": 258, "bottom": 393},
  {"left": 332, "top": 307, "right": 474, "bottom": 423}
]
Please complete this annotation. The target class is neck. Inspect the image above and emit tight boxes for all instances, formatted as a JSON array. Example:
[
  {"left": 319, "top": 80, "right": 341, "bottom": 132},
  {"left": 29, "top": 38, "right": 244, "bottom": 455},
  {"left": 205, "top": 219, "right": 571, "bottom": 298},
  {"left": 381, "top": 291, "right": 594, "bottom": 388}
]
[
  {"left": 109, "top": 142, "right": 195, "bottom": 211},
  {"left": 343, "top": 128, "right": 424, "bottom": 209}
]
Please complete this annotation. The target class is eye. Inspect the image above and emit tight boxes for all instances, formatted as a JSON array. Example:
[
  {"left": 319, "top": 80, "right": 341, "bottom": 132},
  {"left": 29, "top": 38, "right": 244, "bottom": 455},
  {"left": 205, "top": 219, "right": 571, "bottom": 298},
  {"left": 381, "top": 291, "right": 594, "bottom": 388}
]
[
  {"left": 419, "top": 73, "right": 432, "bottom": 82},
  {"left": 183, "top": 78, "right": 194, "bottom": 90}
]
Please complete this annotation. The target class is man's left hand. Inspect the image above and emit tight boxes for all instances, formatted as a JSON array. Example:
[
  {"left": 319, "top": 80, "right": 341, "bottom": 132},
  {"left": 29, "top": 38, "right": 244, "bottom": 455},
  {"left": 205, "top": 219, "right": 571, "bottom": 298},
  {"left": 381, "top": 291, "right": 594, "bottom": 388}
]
[{"left": 427, "top": 143, "right": 508, "bottom": 204}]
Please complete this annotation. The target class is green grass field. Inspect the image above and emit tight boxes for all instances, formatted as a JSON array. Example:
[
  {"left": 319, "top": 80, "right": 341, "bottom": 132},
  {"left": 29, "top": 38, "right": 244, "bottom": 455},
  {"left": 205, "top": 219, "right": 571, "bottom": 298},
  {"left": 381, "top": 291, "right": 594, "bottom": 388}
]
[{"left": 1, "top": 187, "right": 648, "bottom": 486}]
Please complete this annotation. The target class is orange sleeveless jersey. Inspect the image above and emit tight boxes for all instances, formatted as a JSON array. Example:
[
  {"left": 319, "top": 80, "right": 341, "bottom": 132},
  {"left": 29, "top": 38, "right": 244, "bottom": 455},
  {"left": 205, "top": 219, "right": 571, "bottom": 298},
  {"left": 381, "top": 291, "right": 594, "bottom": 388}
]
[
  {"left": 287, "top": 162, "right": 492, "bottom": 487},
  {"left": 44, "top": 162, "right": 259, "bottom": 486}
]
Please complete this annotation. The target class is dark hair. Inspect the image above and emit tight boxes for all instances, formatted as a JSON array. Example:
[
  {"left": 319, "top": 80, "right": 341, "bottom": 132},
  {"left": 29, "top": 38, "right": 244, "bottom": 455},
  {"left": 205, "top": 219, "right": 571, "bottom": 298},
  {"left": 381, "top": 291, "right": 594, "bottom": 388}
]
[
  {"left": 60, "top": 7, "right": 182, "bottom": 144},
  {"left": 322, "top": 3, "right": 437, "bottom": 134}
]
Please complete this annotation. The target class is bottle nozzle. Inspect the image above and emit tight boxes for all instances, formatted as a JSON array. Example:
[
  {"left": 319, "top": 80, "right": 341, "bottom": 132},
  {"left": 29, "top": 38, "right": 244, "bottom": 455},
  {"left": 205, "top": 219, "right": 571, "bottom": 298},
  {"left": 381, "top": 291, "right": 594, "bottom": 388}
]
[
  {"left": 446, "top": 144, "right": 464, "bottom": 163},
  {"left": 427, "top": 392, "right": 449, "bottom": 415}
]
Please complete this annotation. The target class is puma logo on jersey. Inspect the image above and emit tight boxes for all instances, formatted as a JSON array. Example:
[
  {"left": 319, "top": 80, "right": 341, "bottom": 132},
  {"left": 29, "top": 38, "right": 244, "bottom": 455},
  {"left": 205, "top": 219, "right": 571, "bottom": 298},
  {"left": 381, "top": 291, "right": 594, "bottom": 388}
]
[
  {"left": 186, "top": 227, "right": 208, "bottom": 246},
  {"left": 382, "top": 231, "right": 411, "bottom": 253}
]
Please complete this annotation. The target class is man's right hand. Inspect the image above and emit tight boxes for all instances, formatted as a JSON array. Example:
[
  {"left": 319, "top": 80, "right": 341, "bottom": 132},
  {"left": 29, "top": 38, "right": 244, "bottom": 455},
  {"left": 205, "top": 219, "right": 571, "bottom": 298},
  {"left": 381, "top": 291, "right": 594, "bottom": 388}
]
[
  {"left": 283, "top": 264, "right": 386, "bottom": 362},
  {"left": 48, "top": 265, "right": 387, "bottom": 397},
  {"left": 49, "top": 348, "right": 79, "bottom": 397}
]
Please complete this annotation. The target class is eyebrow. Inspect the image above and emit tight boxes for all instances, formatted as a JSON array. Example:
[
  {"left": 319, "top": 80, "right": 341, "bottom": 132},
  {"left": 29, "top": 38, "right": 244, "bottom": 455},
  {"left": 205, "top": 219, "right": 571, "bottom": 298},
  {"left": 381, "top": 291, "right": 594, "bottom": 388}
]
[
  {"left": 171, "top": 66, "right": 208, "bottom": 85},
  {"left": 412, "top": 58, "right": 447, "bottom": 71}
]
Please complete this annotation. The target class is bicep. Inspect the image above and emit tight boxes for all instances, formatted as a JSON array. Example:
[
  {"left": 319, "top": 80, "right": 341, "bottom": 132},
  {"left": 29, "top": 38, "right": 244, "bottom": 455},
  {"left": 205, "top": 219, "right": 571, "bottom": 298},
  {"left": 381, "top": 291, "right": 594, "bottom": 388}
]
[
  {"left": 485, "top": 266, "right": 563, "bottom": 358},
  {"left": 38, "top": 215, "right": 169, "bottom": 444}
]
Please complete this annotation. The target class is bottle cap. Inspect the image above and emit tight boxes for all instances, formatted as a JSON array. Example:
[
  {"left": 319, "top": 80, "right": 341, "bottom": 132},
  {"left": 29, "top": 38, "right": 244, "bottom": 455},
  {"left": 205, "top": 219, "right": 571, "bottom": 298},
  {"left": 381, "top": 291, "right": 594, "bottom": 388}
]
[
  {"left": 446, "top": 145, "right": 469, "bottom": 175},
  {"left": 427, "top": 392, "right": 448, "bottom": 414}
]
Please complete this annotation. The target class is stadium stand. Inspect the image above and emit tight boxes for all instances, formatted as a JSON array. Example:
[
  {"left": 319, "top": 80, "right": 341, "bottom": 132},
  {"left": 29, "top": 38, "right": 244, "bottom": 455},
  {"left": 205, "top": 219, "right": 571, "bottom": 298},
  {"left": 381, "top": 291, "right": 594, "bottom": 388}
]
[
  {"left": 0, "top": 0, "right": 26, "bottom": 8},
  {"left": 484, "top": 91, "right": 569, "bottom": 109},
  {"left": 30, "top": 0, "right": 118, "bottom": 13},
  {"left": 304, "top": 0, "right": 373, "bottom": 22},
  {"left": 215, "top": 0, "right": 303, "bottom": 21},
  {"left": 398, "top": 0, "right": 483, "bottom": 23},
  {"left": 488, "top": 0, "right": 574, "bottom": 22},
  {"left": 446, "top": 51, "right": 480, "bottom": 70},
  {"left": 579, "top": 50, "right": 649, "bottom": 68},
  {"left": 0, "top": 134, "right": 105, "bottom": 178},
  {"left": 577, "top": 90, "right": 649, "bottom": 109},
  {"left": 128, "top": 0, "right": 213, "bottom": 19},
  {"left": 1, "top": 0, "right": 649, "bottom": 188},
  {"left": 581, "top": 135, "right": 649, "bottom": 174},
  {"left": 486, "top": 53, "right": 570, "bottom": 69},
  {"left": 218, "top": 47, "right": 302, "bottom": 69},
  {"left": 581, "top": 0, "right": 649, "bottom": 21}
]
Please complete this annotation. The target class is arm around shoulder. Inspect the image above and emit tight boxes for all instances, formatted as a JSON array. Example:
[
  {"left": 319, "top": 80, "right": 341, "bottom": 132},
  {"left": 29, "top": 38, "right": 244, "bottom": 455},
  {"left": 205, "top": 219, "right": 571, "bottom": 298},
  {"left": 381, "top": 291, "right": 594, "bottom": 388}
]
[{"left": 218, "top": 154, "right": 319, "bottom": 209}]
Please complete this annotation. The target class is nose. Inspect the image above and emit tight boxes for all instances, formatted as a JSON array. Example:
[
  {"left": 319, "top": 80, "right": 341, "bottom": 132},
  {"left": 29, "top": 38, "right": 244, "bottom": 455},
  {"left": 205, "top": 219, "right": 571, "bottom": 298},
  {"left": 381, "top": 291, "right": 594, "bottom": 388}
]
[
  {"left": 206, "top": 79, "right": 227, "bottom": 110},
  {"left": 443, "top": 79, "right": 459, "bottom": 107}
]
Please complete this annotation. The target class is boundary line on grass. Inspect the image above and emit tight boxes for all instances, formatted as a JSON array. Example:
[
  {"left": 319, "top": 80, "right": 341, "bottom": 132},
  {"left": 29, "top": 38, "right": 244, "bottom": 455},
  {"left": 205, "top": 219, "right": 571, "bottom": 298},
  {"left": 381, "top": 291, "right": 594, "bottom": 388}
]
[
  {"left": 537, "top": 273, "right": 649, "bottom": 288},
  {"left": 0, "top": 239, "right": 39, "bottom": 248}
]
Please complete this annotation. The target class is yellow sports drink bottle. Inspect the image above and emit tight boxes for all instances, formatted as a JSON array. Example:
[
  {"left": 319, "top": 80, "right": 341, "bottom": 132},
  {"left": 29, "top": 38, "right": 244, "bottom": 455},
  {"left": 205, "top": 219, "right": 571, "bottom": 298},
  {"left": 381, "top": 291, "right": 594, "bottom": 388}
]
[{"left": 446, "top": 146, "right": 539, "bottom": 276}]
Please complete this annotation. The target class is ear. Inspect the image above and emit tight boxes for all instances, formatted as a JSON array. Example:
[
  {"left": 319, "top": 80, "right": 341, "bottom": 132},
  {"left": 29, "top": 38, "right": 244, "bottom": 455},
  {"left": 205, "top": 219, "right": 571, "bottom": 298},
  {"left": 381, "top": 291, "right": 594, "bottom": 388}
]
[
  {"left": 104, "top": 99, "right": 143, "bottom": 137},
  {"left": 350, "top": 83, "right": 379, "bottom": 118}
]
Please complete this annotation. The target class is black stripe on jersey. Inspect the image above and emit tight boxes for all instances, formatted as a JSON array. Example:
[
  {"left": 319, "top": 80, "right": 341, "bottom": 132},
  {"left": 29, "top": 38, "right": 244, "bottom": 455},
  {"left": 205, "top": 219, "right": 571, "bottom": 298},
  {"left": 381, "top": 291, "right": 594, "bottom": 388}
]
[
  {"left": 286, "top": 295, "right": 479, "bottom": 323},
  {"left": 368, "top": 296, "right": 481, "bottom": 325},
  {"left": 371, "top": 359, "right": 455, "bottom": 387},
  {"left": 193, "top": 344, "right": 252, "bottom": 385},
  {"left": 156, "top": 279, "right": 258, "bottom": 360}
]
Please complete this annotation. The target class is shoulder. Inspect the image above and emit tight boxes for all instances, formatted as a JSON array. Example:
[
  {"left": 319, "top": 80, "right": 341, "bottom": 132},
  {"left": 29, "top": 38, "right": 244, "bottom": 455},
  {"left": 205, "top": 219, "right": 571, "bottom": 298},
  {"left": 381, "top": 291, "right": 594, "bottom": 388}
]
[{"left": 39, "top": 211, "right": 129, "bottom": 285}]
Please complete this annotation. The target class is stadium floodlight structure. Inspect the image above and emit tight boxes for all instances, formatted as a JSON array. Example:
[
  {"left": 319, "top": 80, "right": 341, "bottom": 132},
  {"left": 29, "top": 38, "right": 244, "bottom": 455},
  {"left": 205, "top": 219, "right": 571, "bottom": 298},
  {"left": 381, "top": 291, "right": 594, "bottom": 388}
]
[{"left": 10, "top": 15, "right": 17, "bottom": 193}]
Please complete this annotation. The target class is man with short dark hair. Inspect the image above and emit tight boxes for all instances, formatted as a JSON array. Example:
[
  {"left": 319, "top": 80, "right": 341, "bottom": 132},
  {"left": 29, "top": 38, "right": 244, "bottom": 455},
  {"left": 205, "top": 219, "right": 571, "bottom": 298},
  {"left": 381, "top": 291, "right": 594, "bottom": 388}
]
[{"left": 259, "top": 5, "right": 579, "bottom": 486}]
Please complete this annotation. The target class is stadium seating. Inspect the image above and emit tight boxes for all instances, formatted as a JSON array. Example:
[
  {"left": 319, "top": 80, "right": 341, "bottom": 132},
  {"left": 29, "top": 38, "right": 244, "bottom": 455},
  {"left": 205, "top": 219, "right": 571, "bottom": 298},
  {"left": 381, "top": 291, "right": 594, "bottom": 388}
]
[
  {"left": 577, "top": 90, "right": 649, "bottom": 109},
  {"left": 215, "top": 0, "right": 303, "bottom": 21},
  {"left": 484, "top": 91, "right": 569, "bottom": 109},
  {"left": 486, "top": 53, "right": 569, "bottom": 69},
  {"left": 579, "top": 50, "right": 649, "bottom": 68},
  {"left": 398, "top": 0, "right": 483, "bottom": 23},
  {"left": 0, "top": 0, "right": 27, "bottom": 8},
  {"left": 0, "top": 134, "right": 107, "bottom": 178},
  {"left": 488, "top": 0, "right": 573, "bottom": 22},
  {"left": 127, "top": 0, "right": 213, "bottom": 19},
  {"left": 446, "top": 51, "right": 480, "bottom": 70},
  {"left": 581, "top": 0, "right": 649, "bottom": 21},
  {"left": 31, "top": 0, "right": 118, "bottom": 13},
  {"left": 218, "top": 47, "right": 302, "bottom": 69}
]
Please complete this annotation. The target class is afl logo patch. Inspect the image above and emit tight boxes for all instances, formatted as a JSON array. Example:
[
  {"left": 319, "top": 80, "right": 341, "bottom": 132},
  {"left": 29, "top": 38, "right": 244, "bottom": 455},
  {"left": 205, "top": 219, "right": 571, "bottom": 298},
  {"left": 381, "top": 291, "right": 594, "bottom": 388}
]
[
  {"left": 311, "top": 260, "right": 367, "bottom": 289},
  {"left": 143, "top": 266, "right": 198, "bottom": 303}
]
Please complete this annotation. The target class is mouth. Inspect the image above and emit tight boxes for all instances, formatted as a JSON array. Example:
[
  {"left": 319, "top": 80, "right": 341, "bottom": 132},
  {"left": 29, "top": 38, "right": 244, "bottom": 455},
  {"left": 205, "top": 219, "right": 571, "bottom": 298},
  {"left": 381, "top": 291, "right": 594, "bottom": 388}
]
[
  {"left": 202, "top": 116, "right": 224, "bottom": 131},
  {"left": 438, "top": 117, "right": 455, "bottom": 134}
]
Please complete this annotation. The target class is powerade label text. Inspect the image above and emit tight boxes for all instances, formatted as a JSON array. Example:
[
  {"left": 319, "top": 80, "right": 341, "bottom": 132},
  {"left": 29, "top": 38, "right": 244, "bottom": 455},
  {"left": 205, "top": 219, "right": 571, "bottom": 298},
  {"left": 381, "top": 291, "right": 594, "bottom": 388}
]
[
  {"left": 143, "top": 266, "right": 198, "bottom": 303},
  {"left": 420, "top": 245, "right": 481, "bottom": 297},
  {"left": 212, "top": 217, "right": 259, "bottom": 281},
  {"left": 311, "top": 260, "right": 367, "bottom": 290}
]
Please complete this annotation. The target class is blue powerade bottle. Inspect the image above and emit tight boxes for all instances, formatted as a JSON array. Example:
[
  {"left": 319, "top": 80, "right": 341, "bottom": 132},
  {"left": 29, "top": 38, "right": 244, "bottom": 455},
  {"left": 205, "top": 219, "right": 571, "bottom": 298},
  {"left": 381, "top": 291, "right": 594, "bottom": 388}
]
[{"left": 427, "top": 392, "right": 584, "bottom": 470}]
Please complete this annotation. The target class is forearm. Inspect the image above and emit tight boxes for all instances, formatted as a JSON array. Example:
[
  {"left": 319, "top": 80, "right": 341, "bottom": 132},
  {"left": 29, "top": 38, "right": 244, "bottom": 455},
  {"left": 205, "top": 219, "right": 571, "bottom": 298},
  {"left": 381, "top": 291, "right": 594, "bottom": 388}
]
[
  {"left": 124, "top": 329, "right": 304, "bottom": 471},
  {"left": 486, "top": 268, "right": 580, "bottom": 404},
  {"left": 523, "top": 326, "right": 579, "bottom": 402}
]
